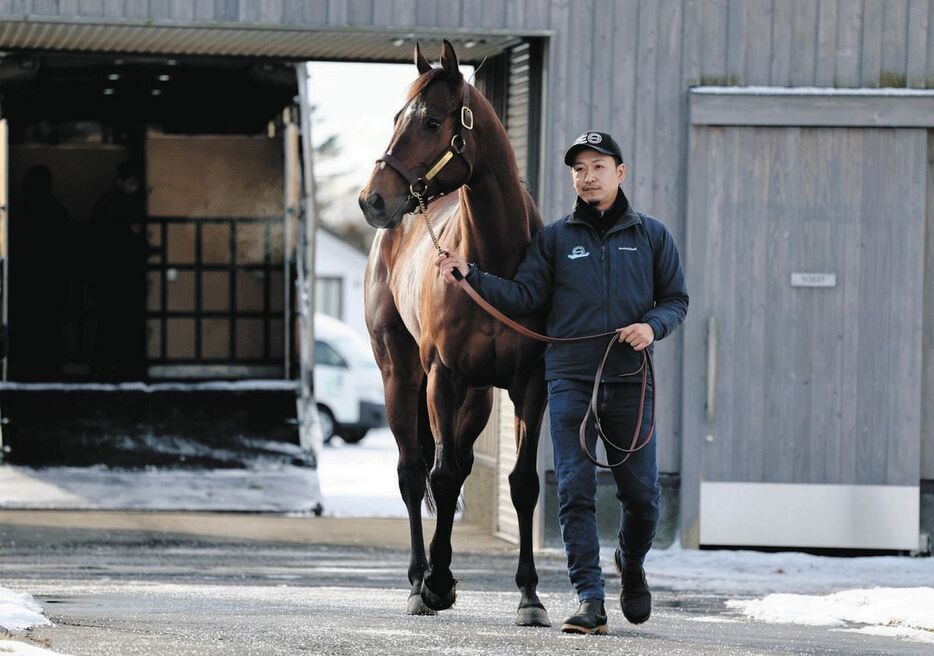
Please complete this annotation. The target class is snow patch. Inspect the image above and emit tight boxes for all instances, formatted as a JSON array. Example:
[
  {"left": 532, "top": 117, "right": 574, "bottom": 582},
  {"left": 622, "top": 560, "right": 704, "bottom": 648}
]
[
  {"left": 0, "top": 642, "right": 72, "bottom": 656},
  {"left": 0, "top": 587, "right": 50, "bottom": 631},
  {"left": 318, "top": 428, "right": 416, "bottom": 518},
  {"left": 0, "top": 464, "right": 320, "bottom": 512},
  {"left": 728, "top": 588, "right": 934, "bottom": 644},
  {"left": 836, "top": 625, "right": 934, "bottom": 645},
  {"left": 628, "top": 542, "right": 934, "bottom": 595},
  {"left": 0, "top": 381, "right": 297, "bottom": 392}
]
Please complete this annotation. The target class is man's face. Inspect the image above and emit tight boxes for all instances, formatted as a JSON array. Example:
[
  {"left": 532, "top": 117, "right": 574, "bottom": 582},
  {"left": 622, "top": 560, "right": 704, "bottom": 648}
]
[
  {"left": 570, "top": 150, "right": 626, "bottom": 210},
  {"left": 118, "top": 176, "right": 140, "bottom": 195}
]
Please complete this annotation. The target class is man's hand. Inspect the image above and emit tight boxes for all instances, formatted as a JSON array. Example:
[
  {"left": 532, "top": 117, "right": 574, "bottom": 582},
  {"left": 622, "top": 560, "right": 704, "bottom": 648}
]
[
  {"left": 436, "top": 252, "right": 469, "bottom": 284},
  {"left": 616, "top": 323, "right": 655, "bottom": 351}
]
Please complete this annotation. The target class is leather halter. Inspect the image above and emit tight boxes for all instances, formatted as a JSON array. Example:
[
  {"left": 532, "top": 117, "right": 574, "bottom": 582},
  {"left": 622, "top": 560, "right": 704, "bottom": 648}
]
[{"left": 376, "top": 82, "right": 474, "bottom": 212}]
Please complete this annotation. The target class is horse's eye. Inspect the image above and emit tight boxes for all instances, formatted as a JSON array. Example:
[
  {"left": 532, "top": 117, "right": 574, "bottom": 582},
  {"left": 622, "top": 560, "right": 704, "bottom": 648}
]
[{"left": 426, "top": 117, "right": 442, "bottom": 131}]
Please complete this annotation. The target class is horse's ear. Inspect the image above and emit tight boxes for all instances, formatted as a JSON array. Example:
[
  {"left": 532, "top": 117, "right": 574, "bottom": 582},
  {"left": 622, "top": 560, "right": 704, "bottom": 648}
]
[
  {"left": 439, "top": 39, "right": 461, "bottom": 79},
  {"left": 414, "top": 42, "right": 432, "bottom": 75}
]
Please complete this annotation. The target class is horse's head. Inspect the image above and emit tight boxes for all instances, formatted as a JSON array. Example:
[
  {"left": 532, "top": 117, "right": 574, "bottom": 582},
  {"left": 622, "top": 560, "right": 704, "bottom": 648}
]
[{"left": 359, "top": 40, "right": 475, "bottom": 229}]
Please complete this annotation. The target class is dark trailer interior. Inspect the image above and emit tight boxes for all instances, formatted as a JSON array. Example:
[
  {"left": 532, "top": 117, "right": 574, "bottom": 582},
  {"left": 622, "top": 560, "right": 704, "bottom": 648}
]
[{"left": 0, "top": 52, "right": 304, "bottom": 466}]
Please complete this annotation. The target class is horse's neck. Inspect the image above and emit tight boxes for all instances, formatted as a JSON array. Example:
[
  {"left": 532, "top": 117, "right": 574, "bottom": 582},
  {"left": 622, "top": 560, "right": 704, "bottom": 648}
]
[{"left": 459, "top": 152, "right": 531, "bottom": 276}]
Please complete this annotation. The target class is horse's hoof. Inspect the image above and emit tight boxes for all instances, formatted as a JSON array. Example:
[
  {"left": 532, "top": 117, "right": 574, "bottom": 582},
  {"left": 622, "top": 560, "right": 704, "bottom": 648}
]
[
  {"left": 516, "top": 604, "right": 551, "bottom": 627},
  {"left": 420, "top": 578, "right": 457, "bottom": 611},
  {"left": 406, "top": 593, "right": 437, "bottom": 616}
]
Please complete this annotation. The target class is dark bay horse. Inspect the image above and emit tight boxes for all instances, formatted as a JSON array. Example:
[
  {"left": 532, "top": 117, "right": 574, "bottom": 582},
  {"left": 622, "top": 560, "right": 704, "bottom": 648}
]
[{"left": 358, "top": 40, "right": 550, "bottom": 626}]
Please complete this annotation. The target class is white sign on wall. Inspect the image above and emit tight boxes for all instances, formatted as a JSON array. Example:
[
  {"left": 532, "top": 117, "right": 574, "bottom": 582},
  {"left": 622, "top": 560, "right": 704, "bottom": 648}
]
[{"left": 790, "top": 272, "right": 837, "bottom": 288}]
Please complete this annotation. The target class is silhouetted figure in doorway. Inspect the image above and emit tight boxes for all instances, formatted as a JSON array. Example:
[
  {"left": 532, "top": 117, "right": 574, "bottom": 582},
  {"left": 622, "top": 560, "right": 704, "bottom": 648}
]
[
  {"left": 90, "top": 161, "right": 148, "bottom": 381},
  {"left": 14, "top": 165, "right": 70, "bottom": 380}
]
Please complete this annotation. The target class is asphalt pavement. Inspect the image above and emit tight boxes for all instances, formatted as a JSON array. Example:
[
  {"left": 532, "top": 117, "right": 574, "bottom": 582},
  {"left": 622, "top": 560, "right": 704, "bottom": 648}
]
[{"left": 0, "top": 511, "right": 929, "bottom": 656}]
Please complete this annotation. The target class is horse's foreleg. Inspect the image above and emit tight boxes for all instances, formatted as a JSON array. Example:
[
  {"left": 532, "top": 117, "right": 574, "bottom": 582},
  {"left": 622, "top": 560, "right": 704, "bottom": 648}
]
[
  {"left": 509, "top": 370, "right": 551, "bottom": 627},
  {"left": 382, "top": 367, "right": 434, "bottom": 615},
  {"left": 420, "top": 367, "right": 491, "bottom": 611}
]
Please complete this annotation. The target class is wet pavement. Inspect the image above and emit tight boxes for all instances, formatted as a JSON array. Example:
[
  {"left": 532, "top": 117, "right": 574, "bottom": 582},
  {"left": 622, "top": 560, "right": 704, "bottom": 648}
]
[{"left": 0, "top": 513, "right": 929, "bottom": 655}]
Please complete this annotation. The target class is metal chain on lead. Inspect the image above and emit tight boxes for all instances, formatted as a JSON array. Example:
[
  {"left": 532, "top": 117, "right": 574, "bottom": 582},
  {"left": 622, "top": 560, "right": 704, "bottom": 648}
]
[
  {"left": 413, "top": 188, "right": 446, "bottom": 258},
  {"left": 412, "top": 188, "right": 427, "bottom": 216}
]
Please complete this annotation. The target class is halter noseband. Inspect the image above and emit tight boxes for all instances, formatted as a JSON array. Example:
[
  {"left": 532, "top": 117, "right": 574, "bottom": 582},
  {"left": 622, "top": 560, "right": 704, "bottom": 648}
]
[{"left": 376, "top": 82, "right": 474, "bottom": 214}]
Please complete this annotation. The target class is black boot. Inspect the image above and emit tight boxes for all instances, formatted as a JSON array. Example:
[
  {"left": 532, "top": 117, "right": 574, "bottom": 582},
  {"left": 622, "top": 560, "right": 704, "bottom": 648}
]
[
  {"left": 615, "top": 548, "right": 652, "bottom": 624},
  {"left": 560, "top": 599, "right": 608, "bottom": 635}
]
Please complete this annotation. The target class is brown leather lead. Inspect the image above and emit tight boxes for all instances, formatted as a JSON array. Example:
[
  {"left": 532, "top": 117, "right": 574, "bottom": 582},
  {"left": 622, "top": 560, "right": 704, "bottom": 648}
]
[{"left": 452, "top": 273, "right": 655, "bottom": 469}]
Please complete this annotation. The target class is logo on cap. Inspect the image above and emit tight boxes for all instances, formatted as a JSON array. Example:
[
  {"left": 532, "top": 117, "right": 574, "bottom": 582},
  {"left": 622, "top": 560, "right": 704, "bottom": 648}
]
[{"left": 587, "top": 132, "right": 602, "bottom": 144}]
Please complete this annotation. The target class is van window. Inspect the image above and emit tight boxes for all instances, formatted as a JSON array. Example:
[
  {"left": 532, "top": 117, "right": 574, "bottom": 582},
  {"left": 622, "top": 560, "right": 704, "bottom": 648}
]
[
  {"left": 315, "top": 340, "right": 348, "bottom": 368},
  {"left": 329, "top": 336, "right": 378, "bottom": 369}
]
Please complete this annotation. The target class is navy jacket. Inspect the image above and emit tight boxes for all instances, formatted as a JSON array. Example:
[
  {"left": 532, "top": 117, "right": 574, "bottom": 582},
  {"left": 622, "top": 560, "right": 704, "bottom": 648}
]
[{"left": 466, "top": 189, "right": 688, "bottom": 382}]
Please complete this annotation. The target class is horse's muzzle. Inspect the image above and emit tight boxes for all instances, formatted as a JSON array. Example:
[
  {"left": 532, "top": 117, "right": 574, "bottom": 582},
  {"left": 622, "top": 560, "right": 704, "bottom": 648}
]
[{"left": 360, "top": 191, "right": 411, "bottom": 229}]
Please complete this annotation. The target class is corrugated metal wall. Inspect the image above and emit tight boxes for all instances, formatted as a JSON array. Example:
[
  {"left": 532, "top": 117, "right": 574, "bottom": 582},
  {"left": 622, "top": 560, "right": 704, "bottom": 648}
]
[{"left": 2, "top": 0, "right": 933, "bottom": 476}]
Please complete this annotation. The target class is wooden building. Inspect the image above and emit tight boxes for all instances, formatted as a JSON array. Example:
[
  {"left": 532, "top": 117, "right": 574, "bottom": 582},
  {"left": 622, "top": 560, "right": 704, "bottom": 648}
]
[{"left": 0, "top": 1, "right": 930, "bottom": 552}]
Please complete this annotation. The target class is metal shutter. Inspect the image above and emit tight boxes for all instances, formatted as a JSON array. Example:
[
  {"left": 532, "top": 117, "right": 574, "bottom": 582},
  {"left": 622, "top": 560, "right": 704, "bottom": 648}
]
[{"left": 477, "top": 41, "right": 540, "bottom": 544}]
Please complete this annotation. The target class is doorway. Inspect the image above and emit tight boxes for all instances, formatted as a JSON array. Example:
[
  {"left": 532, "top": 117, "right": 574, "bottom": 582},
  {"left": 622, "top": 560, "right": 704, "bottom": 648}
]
[{"left": 0, "top": 52, "right": 297, "bottom": 382}]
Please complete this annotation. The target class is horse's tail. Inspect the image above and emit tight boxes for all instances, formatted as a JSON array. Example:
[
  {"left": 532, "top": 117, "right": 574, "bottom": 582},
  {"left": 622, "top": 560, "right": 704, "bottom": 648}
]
[{"left": 417, "top": 376, "right": 437, "bottom": 514}]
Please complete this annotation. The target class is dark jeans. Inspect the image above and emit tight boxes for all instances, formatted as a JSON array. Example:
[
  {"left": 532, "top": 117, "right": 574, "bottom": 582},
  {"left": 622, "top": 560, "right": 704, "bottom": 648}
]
[{"left": 547, "top": 378, "right": 661, "bottom": 601}]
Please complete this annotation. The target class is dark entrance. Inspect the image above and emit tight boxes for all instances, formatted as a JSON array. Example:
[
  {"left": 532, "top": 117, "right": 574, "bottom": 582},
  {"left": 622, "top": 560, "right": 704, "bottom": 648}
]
[{"left": 1, "top": 52, "right": 296, "bottom": 382}]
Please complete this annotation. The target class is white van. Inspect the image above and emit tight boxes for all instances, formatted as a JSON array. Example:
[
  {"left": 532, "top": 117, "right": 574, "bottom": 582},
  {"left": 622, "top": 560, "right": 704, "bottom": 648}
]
[{"left": 314, "top": 313, "right": 386, "bottom": 444}]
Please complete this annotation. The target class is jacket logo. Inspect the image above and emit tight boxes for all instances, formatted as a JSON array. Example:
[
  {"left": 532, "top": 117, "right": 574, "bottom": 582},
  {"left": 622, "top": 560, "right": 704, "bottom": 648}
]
[
  {"left": 568, "top": 246, "right": 590, "bottom": 260},
  {"left": 618, "top": 246, "right": 637, "bottom": 252}
]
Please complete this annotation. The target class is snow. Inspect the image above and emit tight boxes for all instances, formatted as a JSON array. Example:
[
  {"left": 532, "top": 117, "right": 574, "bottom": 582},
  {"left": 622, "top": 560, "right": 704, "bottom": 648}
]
[
  {"left": 0, "top": 587, "right": 68, "bottom": 655},
  {"left": 0, "top": 427, "right": 411, "bottom": 515},
  {"left": 620, "top": 543, "right": 934, "bottom": 645},
  {"left": 0, "top": 642, "right": 71, "bottom": 656},
  {"left": 692, "top": 85, "right": 934, "bottom": 96},
  {"left": 0, "top": 588, "right": 49, "bottom": 631},
  {"left": 317, "top": 428, "right": 413, "bottom": 518},
  {"left": 634, "top": 542, "right": 934, "bottom": 595},
  {"left": 0, "top": 426, "right": 408, "bottom": 515},
  {"left": 728, "top": 588, "right": 934, "bottom": 644},
  {"left": 0, "top": 381, "right": 297, "bottom": 392},
  {"left": 838, "top": 625, "right": 934, "bottom": 645},
  {"left": 0, "top": 464, "right": 320, "bottom": 512}
]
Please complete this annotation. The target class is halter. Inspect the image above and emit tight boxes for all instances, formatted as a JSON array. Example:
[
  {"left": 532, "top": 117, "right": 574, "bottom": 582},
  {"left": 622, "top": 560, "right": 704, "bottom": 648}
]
[{"left": 376, "top": 82, "right": 474, "bottom": 214}]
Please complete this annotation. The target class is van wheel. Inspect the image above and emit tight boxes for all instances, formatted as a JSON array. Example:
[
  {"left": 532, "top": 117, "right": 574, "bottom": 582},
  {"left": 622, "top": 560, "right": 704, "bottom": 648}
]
[
  {"left": 317, "top": 405, "right": 337, "bottom": 444},
  {"left": 340, "top": 428, "right": 368, "bottom": 445}
]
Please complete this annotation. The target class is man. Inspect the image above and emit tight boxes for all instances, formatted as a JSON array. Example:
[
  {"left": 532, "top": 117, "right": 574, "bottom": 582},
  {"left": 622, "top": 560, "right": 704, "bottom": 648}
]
[
  {"left": 437, "top": 131, "right": 688, "bottom": 634},
  {"left": 90, "top": 161, "right": 148, "bottom": 381},
  {"left": 15, "top": 165, "right": 71, "bottom": 379}
]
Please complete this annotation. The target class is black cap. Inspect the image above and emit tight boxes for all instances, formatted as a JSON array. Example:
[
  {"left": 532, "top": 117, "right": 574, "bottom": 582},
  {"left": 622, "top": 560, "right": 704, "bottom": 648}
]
[{"left": 564, "top": 131, "right": 624, "bottom": 166}]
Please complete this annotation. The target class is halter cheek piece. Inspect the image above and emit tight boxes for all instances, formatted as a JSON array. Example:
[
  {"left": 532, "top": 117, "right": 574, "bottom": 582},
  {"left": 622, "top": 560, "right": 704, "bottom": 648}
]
[{"left": 376, "top": 83, "right": 474, "bottom": 214}]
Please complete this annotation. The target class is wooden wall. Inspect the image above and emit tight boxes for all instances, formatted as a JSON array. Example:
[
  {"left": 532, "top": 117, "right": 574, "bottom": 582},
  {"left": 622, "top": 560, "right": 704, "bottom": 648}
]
[
  {"left": 926, "top": 132, "right": 934, "bottom": 481},
  {"left": 3, "top": 0, "right": 933, "bottom": 474}
]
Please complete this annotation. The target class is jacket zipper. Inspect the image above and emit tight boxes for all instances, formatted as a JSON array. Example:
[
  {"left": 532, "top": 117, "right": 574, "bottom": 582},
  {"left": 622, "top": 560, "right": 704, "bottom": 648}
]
[
  {"left": 600, "top": 241, "right": 609, "bottom": 332},
  {"left": 578, "top": 221, "right": 615, "bottom": 335}
]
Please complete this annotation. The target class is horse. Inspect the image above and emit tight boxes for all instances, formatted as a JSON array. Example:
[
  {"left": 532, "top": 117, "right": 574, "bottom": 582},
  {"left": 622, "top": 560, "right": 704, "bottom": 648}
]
[{"left": 358, "top": 40, "right": 550, "bottom": 626}]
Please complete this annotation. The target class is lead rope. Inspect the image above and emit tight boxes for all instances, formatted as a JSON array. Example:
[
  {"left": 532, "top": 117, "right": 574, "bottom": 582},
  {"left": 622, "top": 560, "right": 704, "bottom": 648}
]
[{"left": 430, "top": 231, "right": 655, "bottom": 469}]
